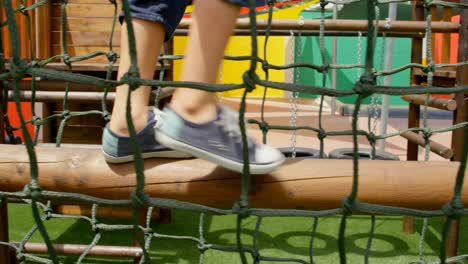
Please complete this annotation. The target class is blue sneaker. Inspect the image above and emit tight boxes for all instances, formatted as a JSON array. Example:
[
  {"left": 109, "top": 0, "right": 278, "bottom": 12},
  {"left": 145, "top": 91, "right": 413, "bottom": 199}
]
[
  {"left": 155, "top": 106, "right": 285, "bottom": 174},
  {"left": 102, "top": 108, "right": 192, "bottom": 163}
]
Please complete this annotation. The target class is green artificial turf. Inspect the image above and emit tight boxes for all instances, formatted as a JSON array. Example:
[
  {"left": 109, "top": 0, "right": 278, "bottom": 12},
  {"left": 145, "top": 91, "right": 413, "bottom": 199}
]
[{"left": 8, "top": 203, "right": 468, "bottom": 263}]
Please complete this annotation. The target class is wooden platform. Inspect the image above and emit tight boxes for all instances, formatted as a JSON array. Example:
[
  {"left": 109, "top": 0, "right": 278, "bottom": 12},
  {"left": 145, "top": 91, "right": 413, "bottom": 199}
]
[{"left": 0, "top": 144, "right": 465, "bottom": 210}]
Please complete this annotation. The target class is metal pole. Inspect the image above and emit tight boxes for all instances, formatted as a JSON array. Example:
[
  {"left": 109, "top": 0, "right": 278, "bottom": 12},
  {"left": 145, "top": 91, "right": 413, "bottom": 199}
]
[
  {"left": 378, "top": 3, "right": 397, "bottom": 151},
  {"left": 0, "top": 199, "right": 10, "bottom": 264},
  {"left": 331, "top": 4, "right": 338, "bottom": 116}
]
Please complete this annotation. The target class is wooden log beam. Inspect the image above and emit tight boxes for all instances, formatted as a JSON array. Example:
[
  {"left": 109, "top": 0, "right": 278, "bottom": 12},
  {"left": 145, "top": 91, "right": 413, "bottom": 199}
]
[
  {"left": 55, "top": 204, "right": 160, "bottom": 220},
  {"left": 17, "top": 243, "right": 142, "bottom": 258},
  {"left": 403, "top": 1, "right": 425, "bottom": 234},
  {"left": 179, "top": 19, "right": 461, "bottom": 34},
  {"left": 0, "top": 144, "right": 466, "bottom": 211},
  {"left": 401, "top": 94, "right": 457, "bottom": 111},
  {"left": 9, "top": 86, "right": 176, "bottom": 102},
  {"left": 175, "top": 29, "right": 424, "bottom": 38},
  {"left": 447, "top": 1, "right": 468, "bottom": 257},
  {"left": 401, "top": 131, "right": 453, "bottom": 159}
]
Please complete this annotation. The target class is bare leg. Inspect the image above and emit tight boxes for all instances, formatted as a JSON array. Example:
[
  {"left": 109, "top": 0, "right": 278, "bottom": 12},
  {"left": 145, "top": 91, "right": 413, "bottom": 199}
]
[
  {"left": 170, "top": 0, "right": 240, "bottom": 123},
  {"left": 154, "top": 0, "right": 285, "bottom": 173},
  {"left": 109, "top": 18, "right": 165, "bottom": 136}
]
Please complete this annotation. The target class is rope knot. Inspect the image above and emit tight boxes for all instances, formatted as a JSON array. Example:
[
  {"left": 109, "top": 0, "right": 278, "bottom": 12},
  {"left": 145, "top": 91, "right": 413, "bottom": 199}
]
[
  {"left": 318, "top": 129, "right": 327, "bottom": 140},
  {"left": 252, "top": 251, "right": 261, "bottom": 262},
  {"left": 341, "top": 196, "right": 355, "bottom": 216},
  {"left": 121, "top": 67, "right": 141, "bottom": 90},
  {"left": 442, "top": 201, "right": 464, "bottom": 219},
  {"left": 233, "top": 200, "right": 251, "bottom": 218},
  {"left": 106, "top": 51, "right": 119, "bottom": 63},
  {"left": 319, "top": 64, "right": 330, "bottom": 74},
  {"left": 258, "top": 120, "right": 269, "bottom": 133},
  {"left": 423, "top": 0, "right": 433, "bottom": 8},
  {"left": 242, "top": 71, "right": 259, "bottom": 93},
  {"left": 5, "top": 121, "right": 14, "bottom": 133},
  {"left": 261, "top": 61, "right": 269, "bottom": 72},
  {"left": 423, "top": 63, "right": 435, "bottom": 74},
  {"left": 25, "top": 180, "right": 42, "bottom": 200},
  {"left": 63, "top": 55, "right": 72, "bottom": 68},
  {"left": 32, "top": 116, "right": 42, "bottom": 125},
  {"left": 61, "top": 110, "right": 71, "bottom": 119},
  {"left": 18, "top": 4, "right": 27, "bottom": 14},
  {"left": 91, "top": 218, "right": 99, "bottom": 232},
  {"left": 198, "top": 242, "right": 208, "bottom": 253},
  {"left": 320, "top": 0, "right": 327, "bottom": 8},
  {"left": 43, "top": 205, "right": 54, "bottom": 220},
  {"left": 422, "top": 129, "right": 432, "bottom": 141},
  {"left": 102, "top": 111, "right": 112, "bottom": 122},
  {"left": 353, "top": 76, "right": 375, "bottom": 98},
  {"left": 384, "top": 18, "right": 392, "bottom": 29},
  {"left": 16, "top": 252, "right": 26, "bottom": 262},
  {"left": 367, "top": 132, "right": 377, "bottom": 144},
  {"left": 130, "top": 190, "right": 149, "bottom": 209},
  {"left": 9, "top": 58, "right": 29, "bottom": 80},
  {"left": 267, "top": 0, "right": 276, "bottom": 6},
  {"left": 142, "top": 227, "right": 153, "bottom": 237}
]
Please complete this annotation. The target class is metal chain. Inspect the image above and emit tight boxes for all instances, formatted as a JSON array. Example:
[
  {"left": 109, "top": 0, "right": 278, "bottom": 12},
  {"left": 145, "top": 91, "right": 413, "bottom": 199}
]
[
  {"left": 370, "top": 9, "right": 384, "bottom": 137},
  {"left": 356, "top": 31, "right": 363, "bottom": 131},
  {"left": 288, "top": 27, "right": 302, "bottom": 158}
]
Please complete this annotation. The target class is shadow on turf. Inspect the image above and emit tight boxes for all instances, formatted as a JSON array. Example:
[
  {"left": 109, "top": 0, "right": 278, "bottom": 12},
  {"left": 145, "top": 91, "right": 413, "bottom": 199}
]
[
  {"left": 50, "top": 212, "right": 440, "bottom": 263},
  {"left": 413, "top": 217, "right": 468, "bottom": 256},
  {"left": 49, "top": 206, "right": 468, "bottom": 263}
]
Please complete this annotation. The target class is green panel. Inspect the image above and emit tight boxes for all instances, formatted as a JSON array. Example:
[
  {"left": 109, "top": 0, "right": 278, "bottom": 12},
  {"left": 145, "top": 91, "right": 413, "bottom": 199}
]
[{"left": 295, "top": 7, "right": 412, "bottom": 106}]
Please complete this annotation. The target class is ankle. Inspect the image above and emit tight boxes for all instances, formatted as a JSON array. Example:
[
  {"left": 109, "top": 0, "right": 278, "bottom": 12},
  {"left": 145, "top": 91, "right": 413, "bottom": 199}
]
[
  {"left": 169, "top": 103, "right": 217, "bottom": 124},
  {"left": 109, "top": 111, "right": 149, "bottom": 136}
]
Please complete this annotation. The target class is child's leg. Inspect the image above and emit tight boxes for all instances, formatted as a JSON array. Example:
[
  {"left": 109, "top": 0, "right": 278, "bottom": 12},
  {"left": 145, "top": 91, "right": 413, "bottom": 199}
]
[
  {"left": 103, "top": 0, "right": 192, "bottom": 163},
  {"left": 109, "top": 18, "right": 165, "bottom": 136},
  {"left": 170, "top": 0, "right": 240, "bottom": 124},
  {"left": 157, "top": 0, "right": 284, "bottom": 174}
]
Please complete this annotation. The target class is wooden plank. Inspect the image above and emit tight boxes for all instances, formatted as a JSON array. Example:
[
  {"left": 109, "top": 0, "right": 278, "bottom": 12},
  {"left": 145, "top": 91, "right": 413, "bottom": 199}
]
[
  {"left": 51, "top": 31, "right": 121, "bottom": 46},
  {"left": 2, "top": 144, "right": 468, "bottom": 211},
  {"left": 21, "top": 242, "right": 142, "bottom": 258},
  {"left": 36, "top": 0, "right": 51, "bottom": 59},
  {"left": 50, "top": 17, "right": 119, "bottom": 32},
  {"left": 403, "top": 1, "right": 425, "bottom": 235},
  {"left": 51, "top": 17, "right": 119, "bottom": 32},
  {"left": 28, "top": 0, "right": 35, "bottom": 59},
  {"left": 407, "top": 1, "right": 424, "bottom": 163},
  {"left": 0, "top": 199, "right": 10, "bottom": 264},
  {"left": 447, "top": 0, "right": 468, "bottom": 258},
  {"left": 412, "top": 68, "right": 457, "bottom": 79},
  {"left": 51, "top": 3, "right": 118, "bottom": 18},
  {"left": 401, "top": 131, "right": 453, "bottom": 159},
  {"left": 441, "top": 7, "right": 452, "bottom": 63},
  {"left": 430, "top": 6, "right": 438, "bottom": 62},
  {"left": 401, "top": 94, "right": 457, "bottom": 111}
]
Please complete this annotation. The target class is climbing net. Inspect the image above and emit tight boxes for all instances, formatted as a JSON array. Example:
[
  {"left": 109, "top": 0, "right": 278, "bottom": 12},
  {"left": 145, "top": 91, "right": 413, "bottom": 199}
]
[{"left": 1, "top": 0, "right": 468, "bottom": 263}]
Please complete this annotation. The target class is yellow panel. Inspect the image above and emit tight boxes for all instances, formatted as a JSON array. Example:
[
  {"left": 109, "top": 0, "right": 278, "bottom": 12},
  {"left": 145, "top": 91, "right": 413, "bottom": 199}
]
[
  {"left": 173, "top": 1, "right": 317, "bottom": 97},
  {"left": 174, "top": 35, "right": 285, "bottom": 97},
  {"left": 222, "top": 36, "right": 285, "bottom": 97}
]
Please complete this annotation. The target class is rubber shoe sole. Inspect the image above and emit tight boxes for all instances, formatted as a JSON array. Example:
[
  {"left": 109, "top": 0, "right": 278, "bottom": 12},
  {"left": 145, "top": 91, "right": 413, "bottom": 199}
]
[
  {"left": 103, "top": 149, "right": 192, "bottom": 163},
  {"left": 156, "top": 132, "right": 284, "bottom": 174}
]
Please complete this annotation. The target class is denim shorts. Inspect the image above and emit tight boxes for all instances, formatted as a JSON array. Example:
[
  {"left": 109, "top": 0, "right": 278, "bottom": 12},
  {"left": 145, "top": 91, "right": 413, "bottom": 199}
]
[{"left": 119, "top": 0, "right": 266, "bottom": 42}]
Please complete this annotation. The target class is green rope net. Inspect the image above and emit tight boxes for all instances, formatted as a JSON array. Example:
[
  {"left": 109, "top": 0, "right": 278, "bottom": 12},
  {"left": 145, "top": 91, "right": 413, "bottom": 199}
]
[{"left": 1, "top": 0, "right": 468, "bottom": 263}]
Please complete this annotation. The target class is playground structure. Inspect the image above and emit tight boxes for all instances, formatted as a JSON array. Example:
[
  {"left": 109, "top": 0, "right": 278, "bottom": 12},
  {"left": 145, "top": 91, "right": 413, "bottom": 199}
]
[{"left": 0, "top": 0, "right": 467, "bottom": 263}]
